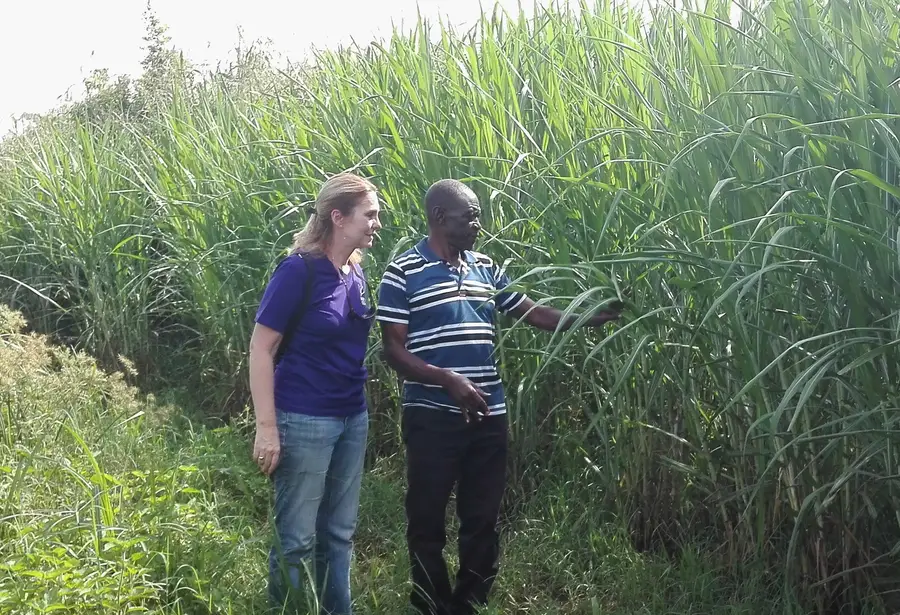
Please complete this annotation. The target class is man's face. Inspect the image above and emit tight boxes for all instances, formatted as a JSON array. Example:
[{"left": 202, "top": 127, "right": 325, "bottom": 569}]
[{"left": 441, "top": 192, "right": 482, "bottom": 252}]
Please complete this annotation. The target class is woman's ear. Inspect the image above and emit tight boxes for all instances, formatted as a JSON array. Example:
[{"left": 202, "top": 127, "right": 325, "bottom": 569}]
[{"left": 330, "top": 208, "right": 343, "bottom": 228}]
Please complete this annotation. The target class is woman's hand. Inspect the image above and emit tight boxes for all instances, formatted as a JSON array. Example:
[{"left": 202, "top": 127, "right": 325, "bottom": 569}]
[{"left": 253, "top": 424, "right": 281, "bottom": 476}]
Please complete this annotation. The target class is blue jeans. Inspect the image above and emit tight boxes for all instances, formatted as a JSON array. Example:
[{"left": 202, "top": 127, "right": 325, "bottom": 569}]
[{"left": 269, "top": 409, "right": 368, "bottom": 615}]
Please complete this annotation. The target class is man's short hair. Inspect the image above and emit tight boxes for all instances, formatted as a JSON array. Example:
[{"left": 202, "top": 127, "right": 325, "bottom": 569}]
[{"left": 425, "top": 179, "right": 474, "bottom": 223}]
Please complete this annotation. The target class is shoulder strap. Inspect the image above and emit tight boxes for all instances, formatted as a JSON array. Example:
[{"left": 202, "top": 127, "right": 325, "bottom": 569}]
[{"left": 274, "top": 252, "right": 316, "bottom": 366}]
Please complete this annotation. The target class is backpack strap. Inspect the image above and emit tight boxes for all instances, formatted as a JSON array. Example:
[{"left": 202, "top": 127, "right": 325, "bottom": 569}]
[{"left": 274, "top": 252, "right": 316, "bottom": 366}]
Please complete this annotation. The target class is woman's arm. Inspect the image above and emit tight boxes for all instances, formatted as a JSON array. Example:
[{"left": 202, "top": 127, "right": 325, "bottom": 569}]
[{"left": 249, "top": 322, "right": 283, "bottom": 475}]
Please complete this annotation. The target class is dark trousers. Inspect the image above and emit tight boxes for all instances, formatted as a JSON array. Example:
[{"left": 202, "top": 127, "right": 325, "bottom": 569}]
[{"left": 401, "top": 406, "right": 508, "bottom": 615}]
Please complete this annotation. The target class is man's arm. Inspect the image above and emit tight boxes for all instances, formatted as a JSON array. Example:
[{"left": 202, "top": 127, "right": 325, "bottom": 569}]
[
  {"left": 506, "top": 296, "right": 622, "bottom": 332},
  {"left": 489, "top": 259, "right": 621, "bottom": 332},
  {"left": 381, "top": 321, "right": 490, "bottom": 421},
  {"left": 380, "top": 321, "right": 454, "bottom": 388}
]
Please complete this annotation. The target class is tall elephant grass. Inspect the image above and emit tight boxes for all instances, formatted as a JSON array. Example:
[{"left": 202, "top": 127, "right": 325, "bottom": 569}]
[{"left": 2, "top": 0, "right": 899, "bottom": 611}]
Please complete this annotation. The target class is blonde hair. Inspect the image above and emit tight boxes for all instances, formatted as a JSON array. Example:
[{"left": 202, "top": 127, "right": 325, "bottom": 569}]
[{"left": 290, "top": 173, "right": 377, "bottom": 265}]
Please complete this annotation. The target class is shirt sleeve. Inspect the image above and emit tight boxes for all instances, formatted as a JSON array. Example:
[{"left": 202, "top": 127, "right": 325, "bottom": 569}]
[
  {"left": 255, "top": 255, "right": 311, "bottom": 334},
  {"left": 492, "top": 258, "right": 527, "bottom": 314},
  {"left": 376, "top": 261, "right": 409, "bottom": 325}
]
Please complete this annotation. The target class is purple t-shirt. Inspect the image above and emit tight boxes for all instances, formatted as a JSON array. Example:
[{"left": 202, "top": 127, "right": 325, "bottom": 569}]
[{"left": 255, "top": 253, "right": 372, "bottom": 417}]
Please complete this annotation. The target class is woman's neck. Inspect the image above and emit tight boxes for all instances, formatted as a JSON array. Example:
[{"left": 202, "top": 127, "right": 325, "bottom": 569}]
[{"left": 324, "top": 241, "right": 354, "bottom": 272}]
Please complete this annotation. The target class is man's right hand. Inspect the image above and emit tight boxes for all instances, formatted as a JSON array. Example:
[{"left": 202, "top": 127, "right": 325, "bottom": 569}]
[{"left": 442, "top": 370, "right": 490, "bottom": 423}]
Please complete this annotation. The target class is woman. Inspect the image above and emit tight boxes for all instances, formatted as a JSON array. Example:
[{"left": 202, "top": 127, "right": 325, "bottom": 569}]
[{"left": 249, "top": 172, "right": 381, "bottom": 615}]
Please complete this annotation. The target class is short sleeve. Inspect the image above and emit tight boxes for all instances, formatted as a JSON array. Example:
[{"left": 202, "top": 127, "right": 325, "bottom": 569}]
[
  {"left": 376, "top": 261, "right": 409, "bottom": 325},
  {"left": 255, "top": 255, "right": 311, "bottom": 334},
  {"left": 492, "top": 259, "right": 527, "bottom": 314}
]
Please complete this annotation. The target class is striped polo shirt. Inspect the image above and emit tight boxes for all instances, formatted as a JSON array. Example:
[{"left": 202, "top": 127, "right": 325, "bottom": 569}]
[{"left": 376, "top": 237, "right": 526, "bottom": 415}]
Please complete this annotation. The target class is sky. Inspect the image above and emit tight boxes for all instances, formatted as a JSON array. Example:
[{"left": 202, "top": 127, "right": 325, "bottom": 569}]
[{"left": 0, "top": 0, "right": 578, "bottom": 135}]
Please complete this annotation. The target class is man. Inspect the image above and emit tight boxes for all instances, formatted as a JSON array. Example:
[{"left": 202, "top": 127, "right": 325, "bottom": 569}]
[{"left": 376, "top": 179, "right": 621, "bottom": 615}]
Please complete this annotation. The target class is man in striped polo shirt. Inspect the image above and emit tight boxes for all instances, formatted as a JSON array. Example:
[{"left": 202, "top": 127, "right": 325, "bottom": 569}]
[{"left": 377, "top": 179, "right": 621, "bottom": 615}]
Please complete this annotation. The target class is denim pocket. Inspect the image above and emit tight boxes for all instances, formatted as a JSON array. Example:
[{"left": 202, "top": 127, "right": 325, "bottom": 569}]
[{"left": 276, "top": 411, "right": 288, "bottom": 449}]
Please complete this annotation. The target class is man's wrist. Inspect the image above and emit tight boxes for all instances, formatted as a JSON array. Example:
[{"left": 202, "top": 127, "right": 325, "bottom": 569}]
[
  {"left": 433, "top": 367, "right": 455, "bottom": 388},
  {"left": 589, "top": 312, "right": 615, "bottom": 326}
]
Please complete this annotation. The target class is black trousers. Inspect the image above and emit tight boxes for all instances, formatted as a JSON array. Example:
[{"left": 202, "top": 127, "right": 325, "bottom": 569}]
[{"left": 401, "top": 406, "right": 508, "bottom": 615}]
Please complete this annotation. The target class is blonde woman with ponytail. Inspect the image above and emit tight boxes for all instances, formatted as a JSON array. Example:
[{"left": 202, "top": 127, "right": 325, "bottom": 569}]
[{"left": 248, "top": 172, "right": 381, "bottom": 615}]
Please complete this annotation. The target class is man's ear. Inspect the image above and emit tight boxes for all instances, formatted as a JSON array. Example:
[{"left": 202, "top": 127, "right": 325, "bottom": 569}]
[{"left": 432, "top": 206, "right": 445, "bottom": 226}]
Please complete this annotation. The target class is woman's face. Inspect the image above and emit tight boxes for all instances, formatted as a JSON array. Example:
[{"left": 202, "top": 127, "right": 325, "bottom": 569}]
[{"left": 337, "top": 191, "right": 382, "bottom": 250}]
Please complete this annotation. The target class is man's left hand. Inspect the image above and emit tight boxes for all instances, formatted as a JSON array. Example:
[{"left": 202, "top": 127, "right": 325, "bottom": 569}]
[{"left": 587, "top": 300, "right": 623, "bottom": 327}]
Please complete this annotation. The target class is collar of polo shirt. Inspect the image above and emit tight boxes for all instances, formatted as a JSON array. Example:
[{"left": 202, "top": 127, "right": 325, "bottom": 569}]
[{"left": 414, "top": 237, "right": 478, "bottom": 266}]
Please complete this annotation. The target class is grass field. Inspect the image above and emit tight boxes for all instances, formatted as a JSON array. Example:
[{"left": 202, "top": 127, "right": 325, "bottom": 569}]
[
  {"left": 1, "top": 0, "right": 899, "bottom": 612},
  {"left": 0, "top": 306, "right": 781, "bottom": 613}
]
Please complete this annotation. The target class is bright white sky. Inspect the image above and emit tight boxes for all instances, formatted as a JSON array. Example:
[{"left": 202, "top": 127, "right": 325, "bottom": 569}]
[{"left": 1, "top": 0, "right": 589, "bottom": 135}]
